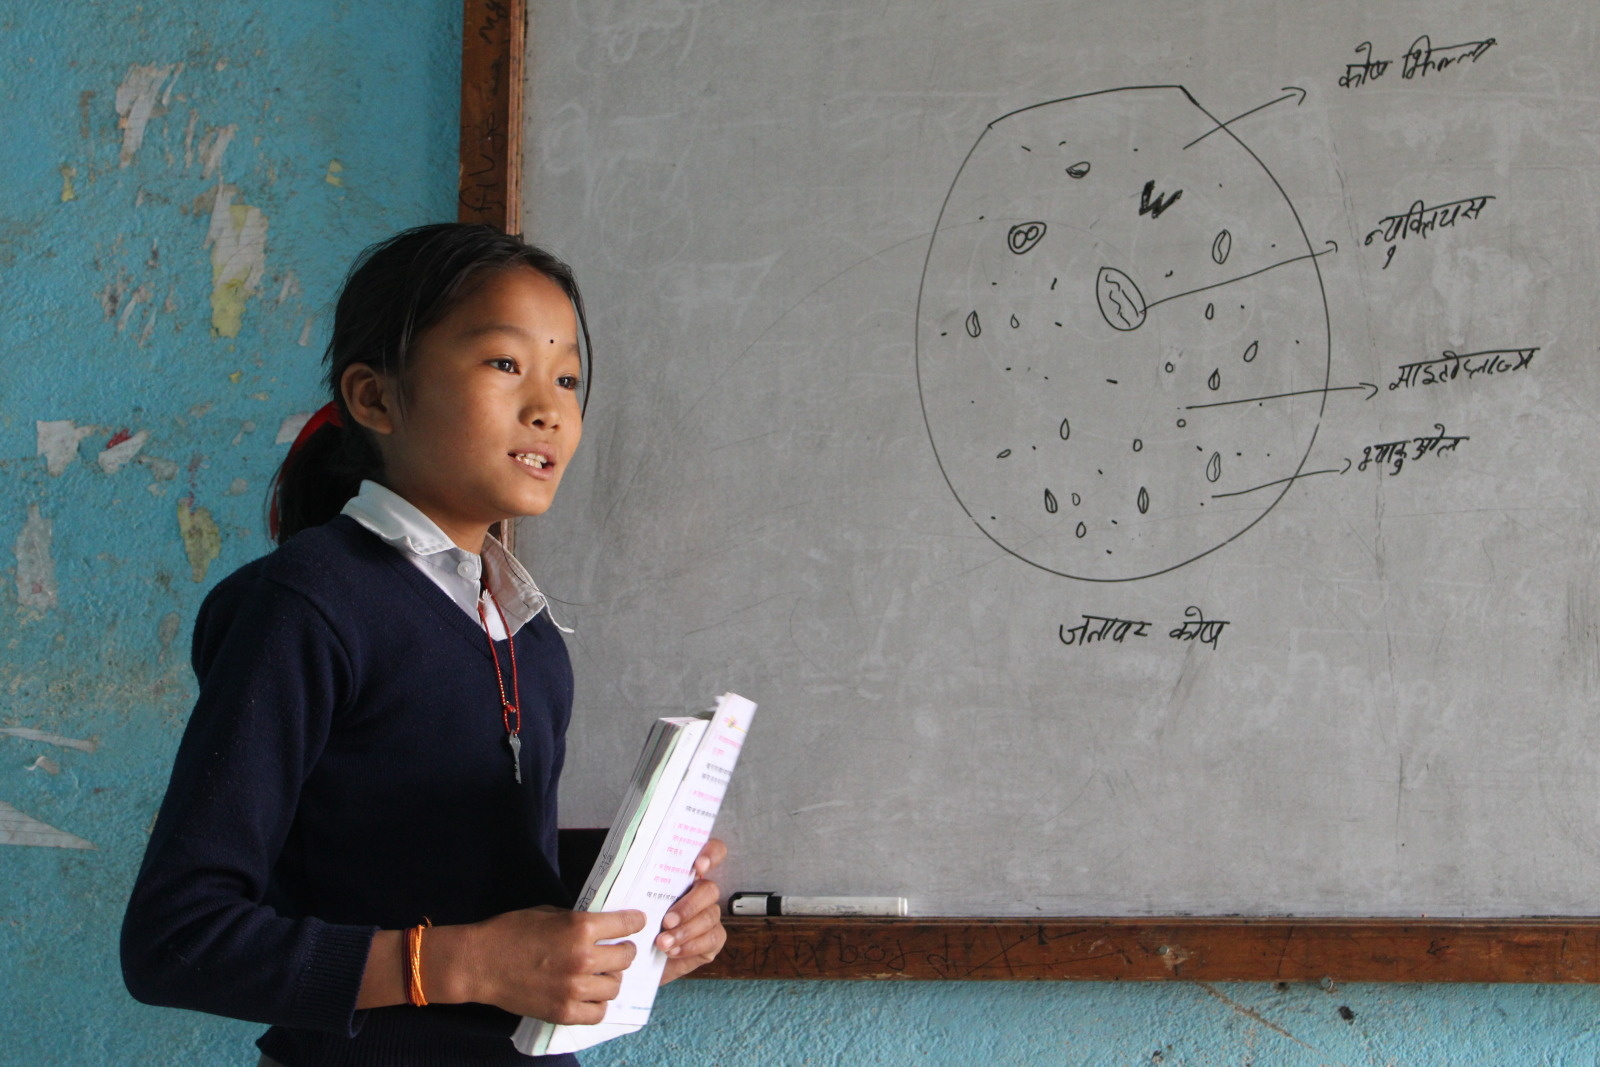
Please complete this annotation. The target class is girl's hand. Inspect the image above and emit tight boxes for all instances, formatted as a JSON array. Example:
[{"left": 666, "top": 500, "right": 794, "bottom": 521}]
[
  {"left": 438, "top": 905, "right": 647, "bottom": 1024},
  {"left": 656, "top": 838, "right": 728, "bottom": 984}
]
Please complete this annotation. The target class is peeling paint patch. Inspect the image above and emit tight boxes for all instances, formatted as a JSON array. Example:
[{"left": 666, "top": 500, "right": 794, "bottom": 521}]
[
  {"left": 225, "top": 477, "right": 249, "bottom": 495},
  {"left": 299, "top": 317, "right": 315, "bottom": 346},
  {"left": 99, "top": 278, "right": 129, "bottom": 320},
  {"left": 0, "top": 800, "right": 95, "bottom": 849},
  {"left": 158, "top": 611, "right": 182, "bottom": 652},
  {"left": 98, "top": 430, "right": 149, "bottom": 474},
  {"left": 140, "top": 455, "right": 178, "bottom": 482},
  {"left": 59, "top": 165, "right": 77, "bottom": 203},
  {"left": 276, "top": 412, "right": 312, "bottom": 444},
  {"left": 25, "top": 755, "right": 60, "bottom": 775},
  {"left": 203, "top": 185, "right": 267, "bottom": 337},
  {"left": 115, "top": 63, "right": 182, "bottom": 167},
  {"left": 324, "top": 159, "right": 344, "bottom": 186},
  {"left": 117, "top": 285, "right": 153, "bottom": 333},
  {"left": 78, "top": 90, "right": 96, "bottom": 138},
  {"left": 0, "top": 728, "right": 99, "bottom": 753},
  {"left": 183, "top": 108, "right": 199, "bottom": 166},
  {"left": 177, "top": 497, "right": 221, "bottom": 582},
  {"left": 37, "top": 420, "right": 95, "bottom": 475},
  {"left": 197, "top": 123, "right": 238, "bottom": 180},
  {"left": 275, "top": 270, "right": 301, "bottom": 306},
  {"left": 15, "top": 505, "right": 59, "bottom": 613}
]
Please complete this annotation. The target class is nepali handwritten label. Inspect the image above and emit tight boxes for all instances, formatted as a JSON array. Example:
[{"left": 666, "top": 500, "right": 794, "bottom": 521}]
[{"left": 1060, "top": 607, "right": 1231, "bottom": 650}]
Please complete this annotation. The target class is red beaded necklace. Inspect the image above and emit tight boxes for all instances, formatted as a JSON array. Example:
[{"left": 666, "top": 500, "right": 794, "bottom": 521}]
[{"left": 476, "top": 585, "right": 522, "bottom": 784}]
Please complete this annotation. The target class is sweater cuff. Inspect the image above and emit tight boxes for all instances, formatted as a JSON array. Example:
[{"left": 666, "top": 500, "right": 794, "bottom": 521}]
[{"left": 288, "top": 921, "right": 378, "bottom": 1036}]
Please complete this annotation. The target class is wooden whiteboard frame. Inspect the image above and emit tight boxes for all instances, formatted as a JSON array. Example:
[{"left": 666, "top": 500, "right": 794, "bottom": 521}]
[{"left": 461, "top": 0, "right": 1600, "bottom": 983}]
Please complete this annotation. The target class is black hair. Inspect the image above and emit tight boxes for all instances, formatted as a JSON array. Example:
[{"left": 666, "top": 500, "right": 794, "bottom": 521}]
[{"left": 268, "top": 223, "right": 592, "bottom": 542}]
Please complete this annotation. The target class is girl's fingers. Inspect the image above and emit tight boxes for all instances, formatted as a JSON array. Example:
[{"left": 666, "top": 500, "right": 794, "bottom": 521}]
[
  {"left": 668, "top": 920, "right": 726, "bottom": 961},
  {"left": 660, "top": 878, "right": 720, "bottom": 934},
  {"left": 573, "top": 971, "right": 625, "bottom": 1003},
  {"left": 693, "top": 838, "right": 728, "bottom": 876},
  {"left": 658, "top": 901, "right": 724, "bottom": 955}
]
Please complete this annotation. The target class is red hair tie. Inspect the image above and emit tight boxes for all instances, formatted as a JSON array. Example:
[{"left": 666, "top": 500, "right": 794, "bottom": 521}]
[
  {"left": 290, "top": 401, "right": 344, "bottom": 455},
  {"left": 268, "top": 402, "right": 345, "bottom": 542}
]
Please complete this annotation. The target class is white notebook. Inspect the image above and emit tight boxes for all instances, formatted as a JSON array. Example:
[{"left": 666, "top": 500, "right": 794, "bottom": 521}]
[{"left": 512, "top": 692, "right": 756, "bottom": 1056}]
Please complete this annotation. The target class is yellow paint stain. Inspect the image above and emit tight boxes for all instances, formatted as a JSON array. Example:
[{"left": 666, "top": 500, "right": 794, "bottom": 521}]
[
  {"left": 325, "top": 159, "right": 344, "bottom": 187},
  {"left": 211, "top": 276, "right": 250, "bottom": 337},
  {"left": 59, "top": 165, "right": 77, "bottom": 203},
  {"left": 176, "top": 498, "right": 221, "bottom": 583},
  {"left": 204, "top": 185, "right": 267, "bottom": 338},
  {"left": 228, "top": 370, "right": 243, "bottom": 383}
]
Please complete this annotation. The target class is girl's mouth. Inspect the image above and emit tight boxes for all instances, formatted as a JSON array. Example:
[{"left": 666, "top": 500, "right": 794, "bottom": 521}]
[{"left": 512, "top": 450, "right": 553, "bottom": 471}]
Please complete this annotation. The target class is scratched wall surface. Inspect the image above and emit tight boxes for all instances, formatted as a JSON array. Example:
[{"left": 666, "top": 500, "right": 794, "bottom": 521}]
[
  {"left": 0, "top": 0, "right": 458, "bottom": 1061},
  {"left": 2, "top": 0, "right": 1599, "bottom": 1064},
  {"left": 596, "top": 979, "right": 1600, "bottom": 1066}
]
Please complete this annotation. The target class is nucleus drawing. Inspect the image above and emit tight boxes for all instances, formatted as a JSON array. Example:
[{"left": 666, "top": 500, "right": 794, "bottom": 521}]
[{"left": 915, "top": 86, "right": 1333, "bottom": 581}]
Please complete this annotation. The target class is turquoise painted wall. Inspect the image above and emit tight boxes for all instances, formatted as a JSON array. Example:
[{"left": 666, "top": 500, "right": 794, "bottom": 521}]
[{"left": 1, "top": 2, "right": 1596, "bottom": 1064}]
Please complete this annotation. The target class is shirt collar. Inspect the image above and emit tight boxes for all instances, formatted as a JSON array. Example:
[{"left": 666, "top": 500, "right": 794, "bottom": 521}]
[
  {"left": 341, "top": 479, "right": 456, "bottom": 556},
  {"left": 340, "top": 480, "right": 570, "bottom": 634}
]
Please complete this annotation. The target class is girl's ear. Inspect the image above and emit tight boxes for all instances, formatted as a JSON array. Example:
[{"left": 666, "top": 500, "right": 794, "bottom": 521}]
[{"left": 341, "top": 363, "right": 397, "bottom": 435}]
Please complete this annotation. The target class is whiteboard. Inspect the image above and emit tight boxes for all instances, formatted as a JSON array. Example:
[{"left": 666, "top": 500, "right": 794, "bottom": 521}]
[{"left": 520, "top": 0, "right": 1600, "bottom": 916}]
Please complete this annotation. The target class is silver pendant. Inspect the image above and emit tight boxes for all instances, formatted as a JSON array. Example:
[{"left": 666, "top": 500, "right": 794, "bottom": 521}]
[{"left": 507, "top": 731, "right": 522, "bottom": 784}]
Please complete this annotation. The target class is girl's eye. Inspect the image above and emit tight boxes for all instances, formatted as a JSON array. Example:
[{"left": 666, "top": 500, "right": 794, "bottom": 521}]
[
  {"left": 557, "top": 374, "right": 582, "bottom": 391},
  {"left": 488, "top": 357, "right": 519, "bottom": 374}
]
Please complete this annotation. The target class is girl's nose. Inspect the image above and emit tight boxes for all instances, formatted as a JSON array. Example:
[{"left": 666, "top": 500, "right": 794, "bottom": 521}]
[{"left": 522, "top": 385, "right": 563, "bottom": 428}]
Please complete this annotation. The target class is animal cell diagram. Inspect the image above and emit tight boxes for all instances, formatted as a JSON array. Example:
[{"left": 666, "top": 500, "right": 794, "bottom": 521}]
[{"left": 915, "top": 86, "right": 1332, "bottom": 581}]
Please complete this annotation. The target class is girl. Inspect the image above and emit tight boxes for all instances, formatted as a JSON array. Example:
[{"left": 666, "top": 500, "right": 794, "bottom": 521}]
[{"left": 121, "top": 223, "right": 727, "bottom": 1066}]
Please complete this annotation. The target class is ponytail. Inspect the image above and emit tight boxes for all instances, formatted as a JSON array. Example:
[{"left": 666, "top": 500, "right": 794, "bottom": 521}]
[
  {"left": 266, "top": 223, "right": 592, "bottom": 544},
  {"left": 267, "top": 401, "right": 383, "bottom": 542}
]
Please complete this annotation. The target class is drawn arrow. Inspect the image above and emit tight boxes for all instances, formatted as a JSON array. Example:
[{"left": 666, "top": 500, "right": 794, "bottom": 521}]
[
  {"left": 1183, "top": 86, "right": 1309, "bottom": 150},
  {"left": 1211, "top": 458, "right": 1352, "bottom": 500},
  {"left": 1185, "top": 381, "right": 1378, "bottom": 411},
  {"left": 1145, "top": 241, "right": 1338, "bottom": 314}
]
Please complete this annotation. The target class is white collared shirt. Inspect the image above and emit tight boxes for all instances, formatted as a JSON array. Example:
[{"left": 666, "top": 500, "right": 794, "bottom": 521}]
[{"left": 341, "top": 480, "right": 568, "bottom": 640}]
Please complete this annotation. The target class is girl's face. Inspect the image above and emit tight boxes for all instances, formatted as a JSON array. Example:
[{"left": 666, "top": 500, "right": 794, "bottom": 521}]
[{"left": 345, "top": 267, "right": 583, "bottom": 551}]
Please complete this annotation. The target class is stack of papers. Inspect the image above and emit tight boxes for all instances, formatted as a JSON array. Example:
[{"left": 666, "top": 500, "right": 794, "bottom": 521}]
[{"left": 513, "top": 692, "right": 756, "bottom": 1056}]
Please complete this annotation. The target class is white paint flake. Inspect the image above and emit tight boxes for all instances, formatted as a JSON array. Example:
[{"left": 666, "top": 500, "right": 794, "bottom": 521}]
[
  {"left": 197, "top": 123, "right": 238, "bottom": 180},
  {"left": 115, "top": 63, "right": 182, "bottom": 168},
  {"left": 183, "top": 108, "right": 199, "bottom": 167},
  {"left": 0, "top": 800, "right": 95, "bottom": 849},
  {"left": 139, "top": 455, "right": 179, "bottom": 479},
  {"left": 98, "top": 430, "right": 150, "bottom": 474},
  {"left": 36, "top": 420, "right": 95, "bottom": 476},
  {"left": 15, "top": 505, "right": 59, "bottom": 613},
  {"left": 117, "top": 285, "right": 152, "bottom": 333},
  {"left": 276, "top": 412, "right": 312, "bottom": 444},
  {"left": 25, "top": 756, "right": 60, "bottom": 775},
  {"left": 0, "top": 728, "right": 98, "bottom": 753}
]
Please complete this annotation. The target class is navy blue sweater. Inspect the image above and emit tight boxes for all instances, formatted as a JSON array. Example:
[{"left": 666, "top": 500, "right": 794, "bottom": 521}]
[{"left": 122, "top": 517, "right": 579, "bottom": 1065}]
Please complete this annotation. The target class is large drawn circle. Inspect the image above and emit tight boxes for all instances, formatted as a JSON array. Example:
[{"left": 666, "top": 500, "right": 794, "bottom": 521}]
[{"left": 914, "top": 87, "right": 1332, "bottom": 581}]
